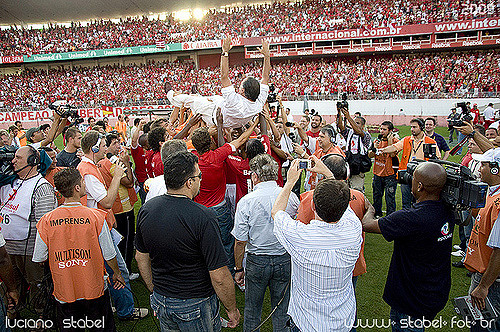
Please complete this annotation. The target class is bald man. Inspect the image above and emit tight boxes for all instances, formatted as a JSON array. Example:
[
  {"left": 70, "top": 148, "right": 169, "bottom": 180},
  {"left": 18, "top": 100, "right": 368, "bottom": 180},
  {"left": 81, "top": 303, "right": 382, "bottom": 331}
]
[{"left": 362, "top": 162, "right": 454, "bottom": 329}]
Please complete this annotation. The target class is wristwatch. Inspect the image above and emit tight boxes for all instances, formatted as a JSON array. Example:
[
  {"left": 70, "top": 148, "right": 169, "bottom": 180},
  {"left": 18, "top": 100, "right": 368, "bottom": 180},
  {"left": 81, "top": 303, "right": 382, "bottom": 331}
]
[
  {"left": 221, "top": 51, "right": 229, "bottom": 57},
  {"left": 234, "top": 267, "right": 244, "bottom": 273}
]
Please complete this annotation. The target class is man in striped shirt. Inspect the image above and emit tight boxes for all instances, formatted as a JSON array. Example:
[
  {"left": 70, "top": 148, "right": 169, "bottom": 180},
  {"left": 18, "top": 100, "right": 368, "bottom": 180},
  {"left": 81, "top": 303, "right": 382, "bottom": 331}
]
[{"left": 271, "top": 159, "right": 362, "bottom": 332}]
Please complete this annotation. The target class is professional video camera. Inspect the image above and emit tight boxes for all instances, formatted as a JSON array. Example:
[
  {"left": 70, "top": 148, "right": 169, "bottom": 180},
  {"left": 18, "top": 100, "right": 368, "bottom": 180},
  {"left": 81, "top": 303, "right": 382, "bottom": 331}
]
[
  {"left": 0, "top": 146, "right": 17, "bottom": 187},
  {"left": 49, "top": 101, "right": 84, "bottom": 127},
  {"left": 336, "top": 93, "right": 348, "bottom": 110},
  {"left": 267, "top": 84, "right": 277, "bottom": 103},
  {"left": 448, "top": 102, "right": 473, "bottom": 127},
  {"left": 398, "top": 158, "right": 488, "bottom": 225}
]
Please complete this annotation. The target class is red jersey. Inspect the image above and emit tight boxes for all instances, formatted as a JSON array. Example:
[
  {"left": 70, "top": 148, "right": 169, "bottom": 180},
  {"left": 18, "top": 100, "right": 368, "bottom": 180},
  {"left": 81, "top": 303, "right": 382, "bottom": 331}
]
[
  {"left": 193, "top": 143, "right": 234, "bottom": 207},
  {"left": 130, "top": 145, "right": 148, "bottom": 183},
  {"left": 150, "top": 151, "right": 163, "bottom": 178},
  {"left": 306, "top": 130, "right": 320, "bottom": 138}
]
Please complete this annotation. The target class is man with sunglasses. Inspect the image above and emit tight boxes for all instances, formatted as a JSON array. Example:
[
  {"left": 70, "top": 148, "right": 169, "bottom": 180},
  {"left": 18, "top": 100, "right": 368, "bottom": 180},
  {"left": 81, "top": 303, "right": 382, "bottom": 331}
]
[{"left": 136, "top": 151, "right": 240, "bottom": 330}]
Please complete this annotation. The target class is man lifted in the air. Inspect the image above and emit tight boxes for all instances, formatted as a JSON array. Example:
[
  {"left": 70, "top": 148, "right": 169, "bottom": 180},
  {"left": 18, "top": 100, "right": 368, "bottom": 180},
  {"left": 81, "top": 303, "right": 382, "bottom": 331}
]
[{"left": 166, "top": 37, "right": 271, "bottom": 129}]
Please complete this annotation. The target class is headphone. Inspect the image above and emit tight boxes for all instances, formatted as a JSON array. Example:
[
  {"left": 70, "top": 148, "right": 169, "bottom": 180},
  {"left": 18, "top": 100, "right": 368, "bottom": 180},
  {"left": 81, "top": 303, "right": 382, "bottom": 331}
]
[
  {"left": 413, "top": 118, "right": 425, "bottom": 131},
  {"left": 490, "top": 162, "right": 499, "bottom": 175},
  {"left": 91, "top": 136, "right": 102, "bottom": 153},
  {"left": 322, "top": 126, "right": 337, "bottom": 144},
  {"left": 321, "top": 153, "right": 351, "bottom": 180},
  {"left": 27, "top": 145, "right": 40, "bottom": 167}
]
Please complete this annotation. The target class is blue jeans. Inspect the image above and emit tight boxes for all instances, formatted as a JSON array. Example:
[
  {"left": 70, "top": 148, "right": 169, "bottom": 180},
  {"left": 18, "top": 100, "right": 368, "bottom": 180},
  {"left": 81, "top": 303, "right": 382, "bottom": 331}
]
[
  {"left": 469, "top": 273, "right": 500, "bottom": 332},
  {"left": 372, "top": 174, "right": 397, "bottom": 217},
  {"left": 390, "top": 308, "right": 425, "bottom": 332},
  {"left": 400, "top": 183, "right": 413, "bottom": 210},
  {"left": 150, "top": 292, "right": 221, "bottom": 332},
  {"left": 244, "top": 253, "right": 291, "bottom": 332},
  {"left": 105, "top": 229, "right": 134, "bottom": 318},
  {"left": 208, "top": 201, "right": 235, "bottom": 271}
]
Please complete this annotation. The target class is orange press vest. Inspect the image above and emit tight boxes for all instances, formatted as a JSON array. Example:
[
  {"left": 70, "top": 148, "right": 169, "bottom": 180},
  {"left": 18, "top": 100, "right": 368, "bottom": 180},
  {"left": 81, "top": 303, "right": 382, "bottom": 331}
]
[
  {"left": 36, "top": 205, "right": 107, "bottom": 303},
  {"left": 98, "top": 158, "right": 138, "bottom": 215},
  {"left": 77, "top": 160, "right": 116, "bottom": 229},
  {"left": 399, "top": 135, "right": 437, "bottom": 171},
  {"left": 465, "top": 189, "right": 500, "bottom": 274}
]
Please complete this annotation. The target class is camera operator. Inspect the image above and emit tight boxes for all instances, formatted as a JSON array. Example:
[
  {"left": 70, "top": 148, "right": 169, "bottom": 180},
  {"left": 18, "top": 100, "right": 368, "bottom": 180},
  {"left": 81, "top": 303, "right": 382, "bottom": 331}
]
[
  {"left": 337, "top": 107, "right": 372, "bottom": 192},
  {"left": 0, "top": 145, "right": 57, "bottom": 317},
  {"left": 25, "top": 112, "right": 65, "bottom": 149},
  {"left": 380, "top": 118, "right": 440, "bottom": 209},
  {"left": 463, "top": 148, "right": 500, "bottom": 329},
  {"left": 361, "top": 162, "right": 454, "bottom": 329},
  {"left": 32, "top": 168, "right": 125, "bottom": 331},
  {"left": 56, "top": 127, "right": 83, "bottom": 167},
  {"left": 448, "top": 108, "right": 460, "bottom": 143}
]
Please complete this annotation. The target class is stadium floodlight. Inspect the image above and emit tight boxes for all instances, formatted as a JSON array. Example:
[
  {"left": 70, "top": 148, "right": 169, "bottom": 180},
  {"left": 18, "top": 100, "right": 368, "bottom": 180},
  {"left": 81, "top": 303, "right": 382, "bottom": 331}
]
[
  {"left": 174, "top": 10, "right": 191, "bottom": 21},
  {"left": 193, "top": 9, "right": 205, "bottom": 20}
]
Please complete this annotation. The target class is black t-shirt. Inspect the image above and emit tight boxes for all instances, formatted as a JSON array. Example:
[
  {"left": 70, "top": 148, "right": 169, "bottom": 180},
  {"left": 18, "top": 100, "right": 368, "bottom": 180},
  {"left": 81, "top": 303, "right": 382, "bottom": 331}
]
[
  {"left": 56, "top": 150, "right": 80, "bottom": 167},
  {"left": 135, "top": 194, "right": 229, "bottom": 299},
  {"left": 378, "top": 200, "right": 454, "bottom": 319}
]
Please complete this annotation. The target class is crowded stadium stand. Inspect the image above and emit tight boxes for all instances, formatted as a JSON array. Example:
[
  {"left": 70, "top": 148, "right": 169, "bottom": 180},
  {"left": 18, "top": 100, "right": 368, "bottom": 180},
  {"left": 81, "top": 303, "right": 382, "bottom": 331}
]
[
  {"left": 0, "top": 0, "right": 499, "bottom": 57},
  {"left": 1, "top": 50, "right": 499, "bottom": 110}
]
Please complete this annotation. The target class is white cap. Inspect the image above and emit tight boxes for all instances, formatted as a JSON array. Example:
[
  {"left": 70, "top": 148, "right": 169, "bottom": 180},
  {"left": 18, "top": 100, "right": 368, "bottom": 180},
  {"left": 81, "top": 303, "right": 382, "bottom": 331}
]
[{"left": 472, "top": 147, "right": 500, "bottom": 164}]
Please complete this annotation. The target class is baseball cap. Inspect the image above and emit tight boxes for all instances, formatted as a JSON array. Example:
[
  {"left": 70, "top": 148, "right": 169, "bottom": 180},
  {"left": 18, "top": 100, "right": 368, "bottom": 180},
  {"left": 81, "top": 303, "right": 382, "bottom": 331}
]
[
  {"left": 26, "top": 127, "right": 40, "bottom": 142},
  {"left": 472, "top": 147, "right": 500, "bottom": 164}
]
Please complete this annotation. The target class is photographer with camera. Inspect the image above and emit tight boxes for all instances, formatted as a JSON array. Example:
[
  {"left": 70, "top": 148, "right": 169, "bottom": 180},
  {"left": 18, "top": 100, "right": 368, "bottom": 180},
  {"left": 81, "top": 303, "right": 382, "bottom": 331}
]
[
  {"left": 26, "top": 112, "right": 65, "bottom": 150},
  {"left": 463, "top": 148, "right": 500, "bottom": 329},
  {"left": 362, "top": 161, "right": 454, "bottom": 330},
  {"left": 271, "top": 159, "right": 362, "bottom": 331},
  {"left": 380, "top": 118, "right": 440, "bottom": 209},
  {"left": 368, "top": 121, "right": 399, "bottom": 218},
  {"left": 0, "top": 145, "right": 57, "bottom": 317},
  {"left": 337, "top": 105, "right": 372, "bottom": 192}
]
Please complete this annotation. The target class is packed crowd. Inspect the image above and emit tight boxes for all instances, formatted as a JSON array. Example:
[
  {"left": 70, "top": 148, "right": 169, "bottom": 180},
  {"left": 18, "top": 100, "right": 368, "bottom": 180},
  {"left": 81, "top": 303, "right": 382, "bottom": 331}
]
[
  {"left": 1, "top": 50, "right": 499, "bottom": 110},
  {"left": 2, "top": 37, "right": 500, "bottom": 332},
  {"left": 1, "top": 0, "right": 498, "bottom": 56}
]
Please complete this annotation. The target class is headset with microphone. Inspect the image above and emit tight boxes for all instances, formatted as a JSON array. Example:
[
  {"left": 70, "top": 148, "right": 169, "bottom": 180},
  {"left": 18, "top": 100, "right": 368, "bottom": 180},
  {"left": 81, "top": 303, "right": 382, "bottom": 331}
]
[
  {"left": 322, "top": 125, "right": 338, "bottom": 144},
  {"left": 91, "top": 136, "right": 102, "bottom": 153},
  {"left": 490, "top": 162, "right": 499, "bottom": 175}
]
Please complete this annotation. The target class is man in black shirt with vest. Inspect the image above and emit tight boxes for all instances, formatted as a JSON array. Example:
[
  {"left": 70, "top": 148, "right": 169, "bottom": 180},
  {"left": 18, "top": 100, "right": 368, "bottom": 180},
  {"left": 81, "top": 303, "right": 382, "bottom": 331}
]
[
  {"left": 361, "top": 162, "right": 454, "bottom": 329},
  {"left": 135, "top": 151, "right": 240, "bottom": 331}
]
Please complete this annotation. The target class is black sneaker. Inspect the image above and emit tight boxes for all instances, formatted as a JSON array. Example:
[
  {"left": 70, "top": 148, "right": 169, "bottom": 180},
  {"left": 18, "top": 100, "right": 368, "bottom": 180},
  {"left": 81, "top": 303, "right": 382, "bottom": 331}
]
[{"left": 452, "top": 261, "right": 465, "bottom": 268}]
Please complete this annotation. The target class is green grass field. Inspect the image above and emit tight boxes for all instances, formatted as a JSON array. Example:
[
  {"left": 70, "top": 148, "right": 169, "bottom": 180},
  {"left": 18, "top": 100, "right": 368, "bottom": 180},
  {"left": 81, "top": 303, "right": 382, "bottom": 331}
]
[{"left": 50, "top": 126, "right": 474, "bottom": 331}]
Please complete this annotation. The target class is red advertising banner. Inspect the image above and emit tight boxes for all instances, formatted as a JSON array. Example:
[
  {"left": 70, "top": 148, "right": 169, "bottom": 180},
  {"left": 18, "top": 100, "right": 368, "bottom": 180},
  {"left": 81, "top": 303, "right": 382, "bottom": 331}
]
[
  {"left": 0, "top": 105, "right": 174, "bottom": 123},
  {"left": 0, "top": 56, "right": 23, "bottom": 64},
  {"left": 243, "top": 17, "right": 500, "bottom": 46},
  {"left": 245, "top": 37, "right": 500, "bottom": 58}
]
